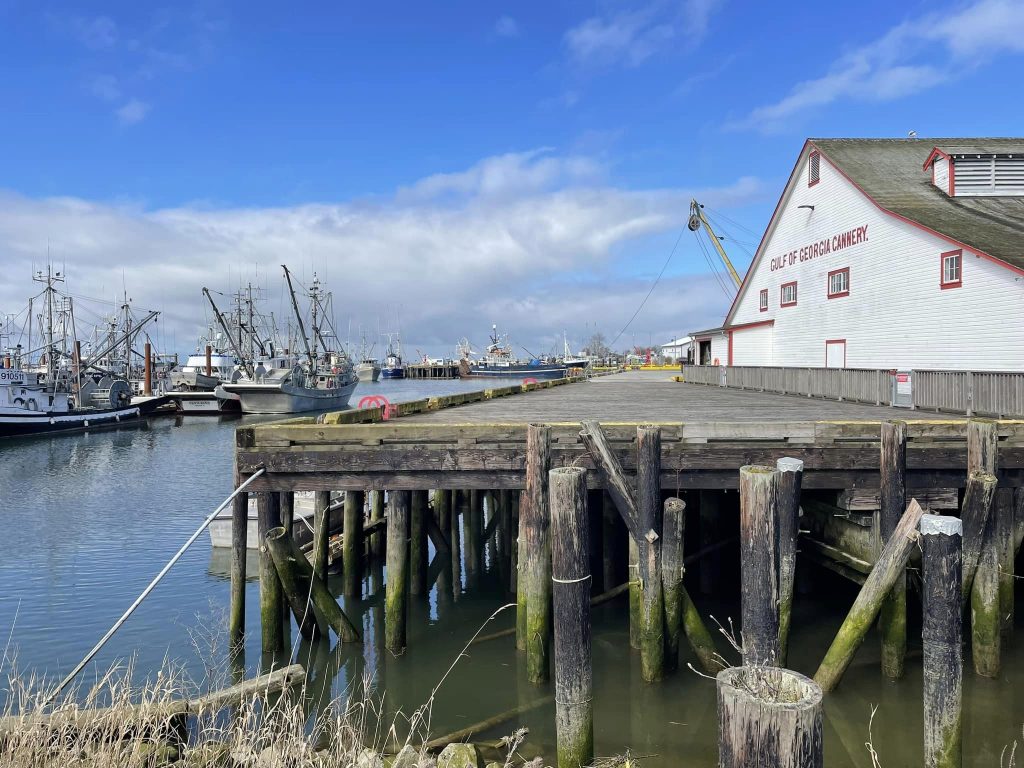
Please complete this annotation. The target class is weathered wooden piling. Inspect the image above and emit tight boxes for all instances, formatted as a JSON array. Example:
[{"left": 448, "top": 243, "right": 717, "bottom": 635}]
[
  {"left": 498, "top": 488, "right": 513, "bottom": 591},
  {"left": 256, "top": 492, "right": 285, "bottom": 662},
  {"left": 385, "top": 490, "right": 410, "bottom": 653},
  {"left": 960, "top": 470, "right": 997, "bottom": 601},
  {"left": 515, "top": 492, "right": 526, "bottom": 649},
  {"left": 921, "top": 514, "right": 963, "bottom": 768},
  {"left": 280, "top": 491, "right": 294, "bottom": 536},
  {"left": 878, "top": 420, "right": 907, "bottom": 680},
  {"left": 717, "top": 666, "right": 823, "bottom": 768},
  {"left": 143, "top": 341, "right": 153, "bottom": 395},
  {"left": 313, "top": 491, "right": 331, "bottom": 585},
  {"left": 369, "top": 490, "right": 386, "bottom": 559},
  {"left": 995, "top": 488, "right": 1015, "bottom": 636},
  {"left": 662, "top": 497, "right": 685, "bottom": 673},
  {"left": 265, "top": 526, "right": 360, "bottom": 643},
  {"left": 468, "top": 489, "right": 484, "bottom": 583},
  {"left": 637, "top": 425, "right": 665, "bottom": 682},
  {"left": 629, "top": 538, "right": 640, "bottom": 650},
  {"left": 228, "top": 483, "right": 248, "bottom": 654},
  {"left": 549, "top": 466, "right": 593, "bottom": 768},
  {"left": 522, "top": 424, "right": 552, "bottom": 683},
  {"left": 265, "top": 526, "right": 322, "bottom": 640},
  {"left": 739, "top": 465, "right": 780, "bottom": 667},
  {"left": 342, "top": 490, "right": 364, "bottom": 598},
  {"left": 410, "top": 490, "right": 429, "bottom": 597},
  {"left": 968, "top": 418, "right": 1000, "bottom": 677},
  {"left": 776, "top": 457, "right": 803, "bottom": 666},
  {"left": 814, "top": 499, "right": 926, "bottom": 692},
  {"left": 450, "top": 492, "right": 463, "bottom": 603}
]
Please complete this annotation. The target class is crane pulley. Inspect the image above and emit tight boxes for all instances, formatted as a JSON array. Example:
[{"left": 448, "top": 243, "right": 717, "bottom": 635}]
[{"left": 687, "top": 199, "right": 742, "bottom": 289}]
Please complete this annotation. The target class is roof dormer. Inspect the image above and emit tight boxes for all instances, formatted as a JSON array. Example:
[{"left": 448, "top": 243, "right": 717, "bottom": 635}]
[{"left": 925, "top": 144, "right": 1024, "bottom": 197}]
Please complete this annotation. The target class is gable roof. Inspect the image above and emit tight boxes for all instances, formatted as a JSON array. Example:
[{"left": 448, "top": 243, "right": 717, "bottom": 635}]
[{"left": 810, "top": 138, "right": 1024, "bottom": 272}]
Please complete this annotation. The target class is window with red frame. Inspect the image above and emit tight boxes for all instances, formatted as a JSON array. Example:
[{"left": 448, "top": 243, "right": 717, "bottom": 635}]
[
  {"left": 759, "top": 288, "right": 768, "bottom": 311},
  {"left": 941, "top": 250, "right": 962, "bottom": 289},
  {"left": 808, "top": 151, "right": 820, "bottom": 186},
  {"left": 827, "top": 268, "right": 849, "bottom": 298},
  {"left": 781, "top": 281, "right": 797, "bottom": 306}
]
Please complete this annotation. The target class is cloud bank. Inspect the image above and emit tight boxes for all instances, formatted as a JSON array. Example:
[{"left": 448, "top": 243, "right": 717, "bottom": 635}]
[{"left": 0, "top": 151, "right": 761, "bottom": 358}]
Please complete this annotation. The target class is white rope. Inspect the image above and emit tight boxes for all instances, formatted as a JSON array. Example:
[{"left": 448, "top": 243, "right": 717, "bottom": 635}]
[
  {"left": 47, "top": 468, "right": 266, "bottom": 704},
  {"left": 551, "top": 574, "right": 592, "bottom": 584}
]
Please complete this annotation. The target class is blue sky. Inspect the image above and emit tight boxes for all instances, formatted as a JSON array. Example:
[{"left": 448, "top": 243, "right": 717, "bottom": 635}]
[{"left": 1, "top": 0, "right": 1022, "bottom": 357}]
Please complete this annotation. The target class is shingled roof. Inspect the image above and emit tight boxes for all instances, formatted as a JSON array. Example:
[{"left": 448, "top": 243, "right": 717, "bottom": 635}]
[{"left": 810, "top": 138, "right": 1024, "bottom": 272}]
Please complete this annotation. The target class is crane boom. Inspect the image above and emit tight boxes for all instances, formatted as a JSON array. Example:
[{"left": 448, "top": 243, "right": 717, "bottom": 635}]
[
  {"left": 687, "top": 199, "right": 742, "bottom": 288},
  {"left": 203, "top": 288, "right": 253, "bottom": 379}
]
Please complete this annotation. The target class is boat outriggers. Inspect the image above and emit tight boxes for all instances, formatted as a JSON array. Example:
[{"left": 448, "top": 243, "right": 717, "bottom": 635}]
[{"left": 217, "top": 266, "right": 358, "bottom": 414}]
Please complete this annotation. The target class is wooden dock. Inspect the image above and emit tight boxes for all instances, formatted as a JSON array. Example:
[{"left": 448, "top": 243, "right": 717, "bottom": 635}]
[{"left": 230, "top": 369, "right": 1021, "bottom": 766}]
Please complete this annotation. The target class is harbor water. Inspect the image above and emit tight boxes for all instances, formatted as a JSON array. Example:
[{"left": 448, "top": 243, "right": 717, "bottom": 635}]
[{"left": 1, "top": 377, "right": 1021, "bottom": 766}]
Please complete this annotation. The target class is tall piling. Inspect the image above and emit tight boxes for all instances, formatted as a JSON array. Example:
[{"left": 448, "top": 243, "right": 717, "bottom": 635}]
[
  {"left": 960, "top": 470, "right": 998, "bottom": 602},
  {"left": 369, "top": 490, "right": 386, "bottom": 559},
  {"left": 498, "top": 488, "right": 513, "bottom": 591},
  {"left": 343, "top": 490, "right": 365, "bottom": 598},
  {"left": 313, "top": 491, "right": 332, "bottom": 585},
  {"left": 921, "top": 514, "right": 963, "bottom": 768},
  {"left": 522, "top": 424, "right": 552, "bottom": 683},
  {"left": 637, "top": 425, "right": 665, "bottom": 682},
  {"left": 386, "top": 490, "right": 411, "bottom": 653},
  {"left": 549, "top": 466, "right": 593, "bottom": 768},
  {"left": 280, "top": 491, "right": 294, "bottom": 536},
  {"left": 739, "top": 465, "right": 780, "bottom": 667},
  {"left": 143, "top": 341, "right": 153, "bottom": 395},
  {"left": 410, "top": 490, "right": 429, "bottom": 596},
  {"left": 968, "top": 418, "right": 1000, "bottom": 677},
  {"left": 256, "top": 491, "right": 285, "bottom": 664},
  {"left": 205, "top": 344, "right": 213, "bottom": 377},
  {"left": 662, "top": 497, "right": 686, "bottom": 673},
  {"left": 229, "top": 480, "right": 248, "bottom": 655},
  {"left": 776, "top": 457, "right": 803, "bottom": 666},
  {"left": 878, "top": 420, "right": 907, "bottom": 679}
]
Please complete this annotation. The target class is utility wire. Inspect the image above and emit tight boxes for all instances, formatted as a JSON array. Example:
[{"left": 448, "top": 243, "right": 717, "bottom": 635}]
[{"left": 608, "top": 224, "right": 686, "bottom": 350}]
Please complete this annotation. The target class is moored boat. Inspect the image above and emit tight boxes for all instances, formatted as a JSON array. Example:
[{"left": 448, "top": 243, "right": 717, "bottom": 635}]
[{"left": 459, "top": 324, "right": 568, "bottom": 380}]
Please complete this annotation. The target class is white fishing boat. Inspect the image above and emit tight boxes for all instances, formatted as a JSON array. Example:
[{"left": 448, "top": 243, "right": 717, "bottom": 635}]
[
  {"left": 218, "top": 267, "right": 358, "bottom": 414},
  {"left": 356, "top": 360, "right": 381, "bottom": 382}
]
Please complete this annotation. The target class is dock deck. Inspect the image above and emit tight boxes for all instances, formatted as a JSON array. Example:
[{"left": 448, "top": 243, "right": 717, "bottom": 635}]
[{"left": 401, "top": 370, "right": 915, "bottom": 423}]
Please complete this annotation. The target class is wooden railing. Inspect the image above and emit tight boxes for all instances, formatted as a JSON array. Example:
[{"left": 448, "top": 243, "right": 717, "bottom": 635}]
[{"left": 681, "top": 365, "right": 1024, "bottom": 417}]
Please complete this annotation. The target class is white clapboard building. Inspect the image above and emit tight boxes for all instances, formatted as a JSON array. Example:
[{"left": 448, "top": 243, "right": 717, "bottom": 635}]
[{"left": 691, "top": 138, "right": 1024, "bottom": 371}]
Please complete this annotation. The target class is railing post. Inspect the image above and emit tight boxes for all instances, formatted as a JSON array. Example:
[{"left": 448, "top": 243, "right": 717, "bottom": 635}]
[{"left": 966, "top": 370, "right": 974, "bottom": 417}]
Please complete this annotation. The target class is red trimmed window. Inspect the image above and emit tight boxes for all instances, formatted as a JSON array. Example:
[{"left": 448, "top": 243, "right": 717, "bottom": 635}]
[
  {"left": 780, "top": 281, "right": 798, "bottom": 307},
  {"left": 827, "top": 268, "right": 849, "bottom": 298},
  {"left": 759, "top": 288, "right": 768, "bottom": 312},
  {"left": 940, "top": 249, "right": 962, "bottom": 289},
  {"left": 808, "top": 151, "right": 821, "bottom": 187}
]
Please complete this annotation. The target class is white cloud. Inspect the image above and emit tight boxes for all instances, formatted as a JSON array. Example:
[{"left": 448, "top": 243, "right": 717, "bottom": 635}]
[
  {"left": 736, "top": 0, "right": 1024, "bottom": 130},
  {"left": 495, "top": 15, "right": 520, "bottom": 38},
  {"left": 72, "top": 15, "right": 117, "bottom": 49},
  {"left": 564, "top": 0, "right": 724, "bottom": 68},
  {"left": 116, "top": 99, "right": 150, "bottom": 125},
  {"left": 0, "top": 153, "right": 762, "bottom": 357},
  {"left": 90, "top": 74, "right": 121, "bottom": 102}
]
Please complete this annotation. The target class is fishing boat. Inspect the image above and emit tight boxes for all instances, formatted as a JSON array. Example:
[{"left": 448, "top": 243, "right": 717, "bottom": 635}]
[
  {"left": 217, "top": 267, "right": 358, "bottom": 414},
  {"left": 381, "top": 333, "right": 405, "bottom": 379},
  {"left": 0, "top": 267, "right": 162, "bottom": 438},
  {"left": 459, "top": 324, "right": 568, "bottom": 380},
  {"left": 354, "top": 331, "right": 381, "bottom": 382}
]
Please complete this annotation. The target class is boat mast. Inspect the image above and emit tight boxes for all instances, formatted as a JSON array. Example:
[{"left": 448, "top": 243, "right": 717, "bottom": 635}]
[
  {"left": 203, "top": 288, "right": 254, "bottom": 378},
  {"left": 282, "top": 265, "right": 314, "bottom": 367}
]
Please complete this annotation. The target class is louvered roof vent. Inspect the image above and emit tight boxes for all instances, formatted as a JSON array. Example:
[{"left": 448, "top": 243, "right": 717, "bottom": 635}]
[{"left": 924, "top": 145, "right": 1024, "bottom": 197}]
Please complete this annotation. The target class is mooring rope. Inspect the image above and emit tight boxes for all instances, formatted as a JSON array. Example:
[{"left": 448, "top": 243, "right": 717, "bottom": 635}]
[{"left": 46, "top": 468, "right": 267, "bottom": 705}]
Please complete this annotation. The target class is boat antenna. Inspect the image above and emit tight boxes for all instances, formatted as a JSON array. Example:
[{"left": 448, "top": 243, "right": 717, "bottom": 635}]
[
  {"left": 203, "top": 287, "right": 253, "bottom": 378},
  {"left": 282, "top": 265, "right": 314, "bottom": 366}
]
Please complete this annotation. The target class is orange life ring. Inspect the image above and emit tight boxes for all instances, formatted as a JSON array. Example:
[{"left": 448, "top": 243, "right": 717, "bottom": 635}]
[{"left": 713, "top": 357, "right": 720, "bottom": 366}]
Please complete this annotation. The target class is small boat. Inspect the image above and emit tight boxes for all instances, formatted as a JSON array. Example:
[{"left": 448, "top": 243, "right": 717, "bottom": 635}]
[
  {"left": 381, "top": 333, "right": 405, "bottom": 379},
  {"left": 217, "top": 268, "right": 359, "bottom": 414},
  {"left": 208, "top": 491, "right": 345, "bottom": 549},
  {"left": 356, "top": 360, "right": 381, "bottom": 382},
  {"left": 459, "top": 324, "right": 568, "bottom": 380}
]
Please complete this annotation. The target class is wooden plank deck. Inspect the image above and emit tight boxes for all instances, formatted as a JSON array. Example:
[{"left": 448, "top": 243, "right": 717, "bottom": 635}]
[{"left": 401, "top": 371, "right": 941, "bottom": 424}]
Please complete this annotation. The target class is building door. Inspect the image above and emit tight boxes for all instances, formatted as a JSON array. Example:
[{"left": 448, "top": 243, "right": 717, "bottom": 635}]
[
  {"left": 825, "top": 339, "right": 846, "bottom": 368},
  {"left": 699, "top": 340, "right": 711, "bottom": 365}
]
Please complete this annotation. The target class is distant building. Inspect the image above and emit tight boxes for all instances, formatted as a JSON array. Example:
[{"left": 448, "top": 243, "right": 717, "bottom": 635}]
[
  {"left": 691, "top": 138, "right": 1024, "bottom": 371},
  {"left": 659, "top": 336, "right": 692, "bottom": 363}
]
